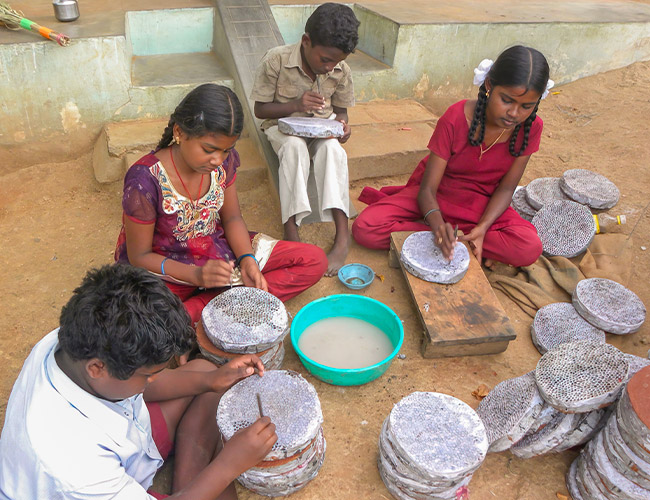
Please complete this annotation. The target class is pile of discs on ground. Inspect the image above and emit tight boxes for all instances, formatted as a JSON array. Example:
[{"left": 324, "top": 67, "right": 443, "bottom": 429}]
[
  {"left": 511, "top": 168, "right": 620, "bottom": 257},
  {"left": 567, "top": 365, "right": 650, "bottom": 499},
  {"left": 477, "top": 340, "right": 641, "bottom": 460},
  {"left": 217, "top": 370, "right": 326, "bottom": 497},
  {"left": 531, "top": 276, "right": 646, "bottom": 357},
  {"left": 197, "top": 287, "right": 290, "bottom": 369},
  {"left": 378, "top": 392, "right": 488, "bottom": 499}
]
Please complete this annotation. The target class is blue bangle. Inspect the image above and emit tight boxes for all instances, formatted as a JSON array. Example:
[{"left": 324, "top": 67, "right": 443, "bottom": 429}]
[
  {"left": 235, "top": 253, "right": 258, "bottom": 267},
  {"left": 161, "top": 257, "right": 169, "bottom": 276}
]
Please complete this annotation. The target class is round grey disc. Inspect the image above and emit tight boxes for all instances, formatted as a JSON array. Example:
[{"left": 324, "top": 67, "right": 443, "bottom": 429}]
[
  {"left": 401, "top": 231, "right": 470, "bottom": 284},
  {"left": 531, "top": 302, "right": 606, "bottom": 354},
  {"left": 525, "top": 177, "right": 571, "bottom": 210},
  {"left": 510, "top": 411, "right": 578, "bottom": 459},
  {"left": 625, "top": 354, "right": 650, "bottom": 382},
  {"left": 202, "top": 287, "right": 289, "bottom": 352},
  {"left": 476, "top": 372, "right": 544, "bottom": 453},
  {"left": 534, "top": 340, "right": 628, "bottom": 413},
  {"left": 532, "top": 200, "right": 595, "bottom": 258},
  {"left": 560, "top": 168, "right": 620, "bottom": 210},
  {"left": 387, "top": 392, "right": 488, "bottom": 482},
  {"left": 572, "top": 278, "right": 646, "bottom": 334},
  {"left": 278, "top": 117, "right": 344, "bottom": 138},
  {"left": 217, "top": 370, "right": 323, "bottom": 460},
  {"left": 566, "top": 459, "right": 586, "bottom": 500},
  {"left": 511, "top": 186, "right": 537, "bottom": 221}
]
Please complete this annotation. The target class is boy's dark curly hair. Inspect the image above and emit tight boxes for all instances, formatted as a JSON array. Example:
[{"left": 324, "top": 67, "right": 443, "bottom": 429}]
[
  {"left": 305, "top": 3, "right": 360, "bottom": 54},
  {"left": 468, "top": 45, "right": 550, "bottom": 157},
  {"left": 58, "top": 264, "right": 194, "bottom": 380}
]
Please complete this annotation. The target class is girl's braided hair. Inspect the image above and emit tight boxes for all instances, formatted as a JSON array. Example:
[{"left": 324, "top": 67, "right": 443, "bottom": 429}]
[
  {"left": 467, "top": 46, "right": 549, "bottom": 157},
  {"left": 158, "top": 84, "right": 244, "bottom": 150}
]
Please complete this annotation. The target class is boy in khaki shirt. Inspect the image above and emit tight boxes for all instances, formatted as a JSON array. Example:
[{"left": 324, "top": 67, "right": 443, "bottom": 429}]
[{"left": 251, "top": 3, "right": 359, "bottom": 276}]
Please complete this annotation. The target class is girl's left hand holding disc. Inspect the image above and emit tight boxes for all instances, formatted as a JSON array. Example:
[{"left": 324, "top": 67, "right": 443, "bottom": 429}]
[{"left": 240, "top": 257, "right": 268, "bottom": 292}]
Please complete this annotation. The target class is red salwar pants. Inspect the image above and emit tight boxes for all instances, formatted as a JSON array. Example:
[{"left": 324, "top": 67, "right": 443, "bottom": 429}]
[
  {"left": 352, "top": 184, "right": 542, "bottom": 268},
  {"left": 165, "top": 240, "right": 327, "bottom": 325}
]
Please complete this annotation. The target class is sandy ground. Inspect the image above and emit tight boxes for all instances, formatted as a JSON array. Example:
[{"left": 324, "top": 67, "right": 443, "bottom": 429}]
[{"left": 1, "top": 61, "right": 649, "bottom": 499}]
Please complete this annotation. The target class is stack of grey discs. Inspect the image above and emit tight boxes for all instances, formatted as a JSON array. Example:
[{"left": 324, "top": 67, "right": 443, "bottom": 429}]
[
  {"left": 560, "top": 168, "right": 620, "bottom": 210},
  {"left": 535, "top": 340, "right": 628, "bottom": 413},
  {"left": 566, "top": 366, "right": 650, "bottom": 499},
  {"left": 531, "top": 302, "right": 606, "bottom": 354},
  {"left": 476, "top": 372, "right": 544, "bottom": 453},
  {"left": 477, "top": 341, "right": 631, "bottom": 459},
  {"left": 572, "top": 277, "right": 647, "bottom": 334},
  {"left": 525, "top": 177, "right": 572, "bottom": 210},
  {"left": 200, "top": 287, "right": 290, "bottom": 369},
  {"left": 217, "top": 370, "right": 325, "bottom": 497},
  {"left": 511, "top": 186, "right": 537, "bottom": 221},
  {"left": 378, "top": 392, "right": 487, "bottom": 500},
  {"left": 278, "top": 116, "right": 344, "bottom": 138},
  {"left": 400, "top": 231, "right": 470, "bottom": 284},
  {"left": 532, "top": 200, "right": 596, "bottom": 257}
]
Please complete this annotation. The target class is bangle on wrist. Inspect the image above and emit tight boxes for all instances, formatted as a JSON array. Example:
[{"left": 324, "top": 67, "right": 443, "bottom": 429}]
[
  {"left": 235, "top": 253, "right": 258, "bottom": 267},
  {"left": 423, "top": 208, "right": 440, "bottom": 222},
  {"left": 160, "top": 257, "right": 169, "bottom": 276}
]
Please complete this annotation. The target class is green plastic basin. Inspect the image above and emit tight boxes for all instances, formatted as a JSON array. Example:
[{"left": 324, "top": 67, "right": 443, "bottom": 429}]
[{"left": 290, "top": 294, "right": 404, "bottom": 386}]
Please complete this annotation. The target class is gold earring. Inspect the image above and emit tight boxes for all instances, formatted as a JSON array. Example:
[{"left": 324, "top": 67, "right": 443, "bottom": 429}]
[
  {"left": 486, "top": 89, "right": 490, "bottom": 99},
  {"left": 174, "top": 136, "right": 180, "bottom": 145}
]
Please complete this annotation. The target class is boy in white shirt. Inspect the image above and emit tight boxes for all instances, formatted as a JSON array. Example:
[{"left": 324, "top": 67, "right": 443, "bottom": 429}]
[{"left": 0, "top": 264, "right": 276, "bottom": 500}]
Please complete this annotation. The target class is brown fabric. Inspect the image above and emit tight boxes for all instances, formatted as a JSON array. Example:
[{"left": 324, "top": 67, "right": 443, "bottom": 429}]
[
  {"left": 487, "top": 233, "right": 634, "bottom": 317},
  {"left": 250, "top": 42, "right": 355, "bottom": 130}
]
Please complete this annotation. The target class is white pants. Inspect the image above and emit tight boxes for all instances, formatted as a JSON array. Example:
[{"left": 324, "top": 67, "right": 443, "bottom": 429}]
[{"left": 265, "top": 125, "right": 350, "bottom": 225}]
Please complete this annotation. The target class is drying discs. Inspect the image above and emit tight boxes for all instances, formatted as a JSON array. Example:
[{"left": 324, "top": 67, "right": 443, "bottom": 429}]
[
  {"left": 476, "top": 372, "right": 544, "bottom": 453},
  {"left": 400, "top": 231, "right": 470, "bottom": 284},
  {"left": 531, "top": 302, "right": 606, "bottom": 354},
  {"left": 572, "top": 278, "right": 646, "bottom": 334},
  {"left": 278, "top": 117, "right": 344, "bottom": 138},
  {"left": 510, "top": 411, "right": 578, "bottom": 458},
  {"left": 525, "top": 177, "right": 571, "bottom": 210},
  {"left": 511, "top": 186, "right": 537, "bottom": 221},
  {"left": 560, "top": 168, "right": 620, "bottom": 210},
  {"left": 532, "top": 200, "right": 595, "bottom": 258},
  {"left": 534, "top": 341, "right": 628, "bottom": 413}
]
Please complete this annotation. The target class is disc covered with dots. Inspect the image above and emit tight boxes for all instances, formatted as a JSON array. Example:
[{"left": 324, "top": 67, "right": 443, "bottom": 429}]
[
  {"left": 534, "top": 340, "right": 628, "bottom": 413},
  {"left": 560, "top": 168, "right": 620, "bottom": 210},
  {"left": 387, "top": 392, "right": 488, "bottom": 482},
  {"left": 201, "top": 287, "right": 289, "bottom": 353},
  {"left": 476, "top": 372, "right": 544, "bottom": 453},
  {"left": 572, "top": 278, "right": 646, "bottom": 334},
  {"left": 400, "top": 231, "right": 470, "bottom": 284},
  {"left": 525, "top": 177, "right": 571, "bottom": 211},
  {"left": 278, "top": 116, "right": 344, "bottom": 138},
  {"left": 531, "top": 302, "right": 606, "bottom": 354},
  {"left": 532, "top": 200, "right": 595, "bottom": 258},
  {"left": 511, "top": 186, "right": 537, "bottom": 221}
]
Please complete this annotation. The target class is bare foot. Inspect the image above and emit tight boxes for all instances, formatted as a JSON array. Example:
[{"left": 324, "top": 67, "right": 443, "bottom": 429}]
[
  {"left": 283, "top": 218, "right": 300, "bottom": 242},
  {"left": 483, "top": 258, "right": 495, "bottom": 269},
  {"left": 325, "top": 240, "right": 349, "bottom": 277}
]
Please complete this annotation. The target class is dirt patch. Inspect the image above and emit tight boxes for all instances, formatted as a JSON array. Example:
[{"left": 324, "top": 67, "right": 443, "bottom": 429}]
[{"left": 1, "top": 61, "right": 649, "bottom": 500}]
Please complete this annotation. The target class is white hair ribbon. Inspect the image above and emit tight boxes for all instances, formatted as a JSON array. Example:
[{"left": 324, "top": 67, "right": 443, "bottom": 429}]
[
  {"left": 473, "top": 59, "right": 493, "bottom": 86},
  {"left": 542, "top": 79, "right": 555, "bottom": 100}
]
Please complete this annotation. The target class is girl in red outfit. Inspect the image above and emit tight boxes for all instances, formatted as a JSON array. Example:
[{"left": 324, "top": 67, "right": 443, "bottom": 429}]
[
  {"left": 352, "top": 46, "right": 553, "bottom": 267},
  {"left": 115, "top": 84, "right": 327, "bottom": 326}
]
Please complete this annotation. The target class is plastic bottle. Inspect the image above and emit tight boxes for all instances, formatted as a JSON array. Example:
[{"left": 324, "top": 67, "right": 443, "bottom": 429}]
[{"left": 593, "top": 213, "right": 626, "bottom": 234}]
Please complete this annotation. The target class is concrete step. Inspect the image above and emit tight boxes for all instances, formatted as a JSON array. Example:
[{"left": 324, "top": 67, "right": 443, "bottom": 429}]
[
  {"left": 344, "top": 99, "right": 437, "bottom": 181},
  {"left": 92, "top": 118, "right": 265, "bottom": 189},
  {"left": 131, "top": 52, "right": 232, "bottom": 87}
]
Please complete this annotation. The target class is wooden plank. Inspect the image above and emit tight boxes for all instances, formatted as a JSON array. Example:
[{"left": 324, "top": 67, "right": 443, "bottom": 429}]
[{"left": 390, "top": 231, "right": 516, "bottom": 358}]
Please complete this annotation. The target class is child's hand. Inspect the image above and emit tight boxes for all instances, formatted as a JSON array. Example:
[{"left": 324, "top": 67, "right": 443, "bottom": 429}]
[
  {"left": 294, "top": 91, "right": 325, "bottom": 113},
  {"left": 196, "top": 259, "right": 234, "bottom": 288},
  {"left": 459, "top": 225, "right": 487, "bottom": 263},
  {"left": 221, "top": 417, "right": 277, "bottom": 472},
  {"left": 211, "top": 354, "right": 265, "bottom": 392},
  {"left": 431, "top": 221, "right": 457, "bottom": 261},
  {"left": 240, "top": 258, "right": 268, "bottom": 292},
  {"left": 337, "top": 119, "right": 351, "bottom": 143}
]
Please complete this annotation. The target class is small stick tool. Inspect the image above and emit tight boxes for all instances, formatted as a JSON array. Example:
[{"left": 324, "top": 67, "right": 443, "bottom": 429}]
[
  {"left": 454, "top": 224, "right": 459, "bottom": 241},
  {"left": 256, "top": 393, "right": 264, "bottom": 418}
]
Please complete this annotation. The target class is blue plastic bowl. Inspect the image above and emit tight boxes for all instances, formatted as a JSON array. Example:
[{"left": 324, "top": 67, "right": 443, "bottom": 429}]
[
  {"left": 291, "top": 294, "right": 404, "bottom": 386},
  {"left": 338, "top": 263, "right": 375, "bottom": 290}
]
